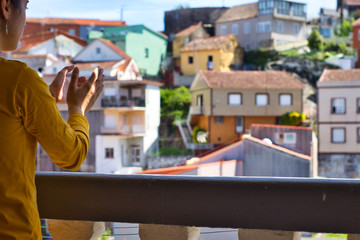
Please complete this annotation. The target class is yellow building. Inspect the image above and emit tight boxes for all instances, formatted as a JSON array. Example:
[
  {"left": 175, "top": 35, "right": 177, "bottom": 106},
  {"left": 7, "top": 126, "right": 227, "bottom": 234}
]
[
  {"left": 180, "top": 34, "right": 243, "bottom": 76},
  {"left": 172, "top": 23, "right": 210, "bottom": 68}
]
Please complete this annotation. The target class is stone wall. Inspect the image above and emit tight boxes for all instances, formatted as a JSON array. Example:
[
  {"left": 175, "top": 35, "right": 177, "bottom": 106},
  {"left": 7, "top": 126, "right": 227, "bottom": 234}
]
[
  {"left": 319, "top": 154, "right": 360, "bottom": 178},
  {"left": 147, "top": 155, "right": 194, "bottom": 169}
]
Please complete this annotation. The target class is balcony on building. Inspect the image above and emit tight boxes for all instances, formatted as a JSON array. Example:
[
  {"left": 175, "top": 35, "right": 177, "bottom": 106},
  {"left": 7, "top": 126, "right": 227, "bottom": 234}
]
[{"left": 101, "top": 84, "right": 146, "bottom": 110}]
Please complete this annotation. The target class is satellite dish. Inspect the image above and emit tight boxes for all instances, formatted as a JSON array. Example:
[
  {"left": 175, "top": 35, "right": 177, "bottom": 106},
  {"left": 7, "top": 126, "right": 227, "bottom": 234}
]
[{"left": 262, "top": 138, "right": 273, "bottom": 145}]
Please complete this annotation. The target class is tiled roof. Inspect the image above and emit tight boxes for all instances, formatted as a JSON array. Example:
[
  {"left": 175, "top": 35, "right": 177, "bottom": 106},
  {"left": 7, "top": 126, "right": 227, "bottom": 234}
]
[
  {"left": 26, "top": 17, "right": 127, "bottom": 26},
  {"left": 17, "top": 30, "right": 87, "bottom": 52},
  {"left": 245, "top": 136, "right": 312, "bottom": 161},
  {"left": 75, "top": 61, "right": 121, "bottom": 69},
  {"left": 216, "top": 3, "right": 258, "bottom": 23},
  {"left": 319, "top": 69, "right": 360, "bottom": 82},
  {"left": 251, "top": 124, "right": 312, "bottom": 131},
  {"left": 346, "top": 0, "right": 360, "bottom": 6},
  {"left": 181, "top": 34, "right": 234, "bottom": 52},
  {"left": 175, "top": 23, "right": 202, "bottom": 37},
  {"left": 97, "top": 38, "right": 131, "bottom": 60},
  {"left": 199, "top": 70, "right": 304, "bottom": 89}
]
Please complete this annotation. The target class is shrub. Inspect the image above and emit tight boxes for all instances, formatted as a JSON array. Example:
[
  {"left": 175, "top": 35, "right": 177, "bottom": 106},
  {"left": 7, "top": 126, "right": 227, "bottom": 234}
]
[
  {"left": 308, "top": 29, "right": 323, "bottom": 51},
  {"left": 280, "top": 112, "right": 306, "bottom": 126},
  {"left": 192, "top": 126, "right": 207, "bottom": 143}
]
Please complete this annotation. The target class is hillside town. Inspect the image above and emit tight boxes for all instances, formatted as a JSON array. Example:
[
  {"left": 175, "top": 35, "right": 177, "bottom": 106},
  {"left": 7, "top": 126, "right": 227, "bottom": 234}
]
[{"left": 2, "top": 0, "right": 360, "bottom": 239}]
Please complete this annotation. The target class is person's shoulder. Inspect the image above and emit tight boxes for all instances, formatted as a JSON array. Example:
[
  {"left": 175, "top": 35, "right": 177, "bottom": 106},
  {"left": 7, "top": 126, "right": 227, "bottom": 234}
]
[{"left": 0, "top": 57, "right": 28, "bottom": 72}]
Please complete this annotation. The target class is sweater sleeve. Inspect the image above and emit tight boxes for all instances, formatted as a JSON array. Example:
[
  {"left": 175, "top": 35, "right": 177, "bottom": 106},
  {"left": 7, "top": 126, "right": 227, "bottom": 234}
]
[{"left": 15, "top": 65, "right": 89, "bottom": 171}]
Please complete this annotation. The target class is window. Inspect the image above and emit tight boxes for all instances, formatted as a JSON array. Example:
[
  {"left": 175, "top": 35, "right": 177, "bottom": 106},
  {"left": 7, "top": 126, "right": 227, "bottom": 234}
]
[
  {"left": 244, "top": 22, "right": 250, "bottom": 34},
  {"left": 131, "top": 145, "right": 141, "bottom": 164},
  {"left": 257, "top": 21, "right": 271, "bottom": 33},
  {"left": 358, "top": 128, "right": 360, "bottom": 143},
  {"left": 278, "top": 21, "right": 284, "bottom": 33},
  {"left": 331, "top": 98, "right": 346, "bottom": 114},
  {"left": 228, "top": 93, "right": 242, "bottom": 106},
  {"left": 215, "top": 116, "right": 224, "bottom": 124},
  {"left": 256, "top": 93, "right": 269, "bottom": 106},
  {"left": 357, "top": 98, "right": 360, "bottom": 113},
  {"left": 276, "top": 132, "right": 297, "bottom": 144},
  {"left": 332, "top": 128, "right": 345, "bottom": 143},
  {"left": 197, "top": 95, "right": 203, "bottom": 106},
  {"left": 232, "top": 24, "right": 239, "bottom": 35},
  {"left": 105, "top": 148, "right": 114, "bottom": 159},
  {"left": 145, "top": 48, "right": 149, "bottom": 58},
  {"left": 294, "top": 23, "right": 300, "bottom": 35},
  {"left": 235, "top": 116, "right": 244, "bottom": 133},
  {"left": 69, "top": 29, "right": 75, "bottom": 35},
  {"left": 220, "top": 25, "right": 227, "bottom": 35},
  {"left": 96, "top": 47, "right": 101, "bottom": 54},
  {"left": 279, "top": 94, "right": 292, "bottom": 106},
  {"left": 184, "top": 37, "right": 189, "bottom": 45},
  {"left": 207, "top": 55, "right": 214, "bottom": 70},
  {"left": 104, "top": 114, "right": 117, "bottom": 129},
  {"left": 188, "top": 56, "right": 193, "bottom": 64}
]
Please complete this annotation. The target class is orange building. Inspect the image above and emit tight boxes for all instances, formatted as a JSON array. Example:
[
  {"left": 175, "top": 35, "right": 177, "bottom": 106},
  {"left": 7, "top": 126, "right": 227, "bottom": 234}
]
[{"left": 189, "top": 70, "right": 304, "bottom": 145}]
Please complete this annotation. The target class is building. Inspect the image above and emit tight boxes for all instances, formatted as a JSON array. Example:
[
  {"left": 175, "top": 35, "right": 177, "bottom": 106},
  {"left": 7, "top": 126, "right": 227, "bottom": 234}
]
[
  {"left": 173, "top": 23, "right": 210, "bottom": 69},
  {"left": 319, "top": 8, "right": 341, "bottom": 39},
  {"left": 180, "top": 34, "right": 243, "bottom": 76},
  {"left": 89, "top": 25, "right": 168, "bottom": 77},
  {"left": 216, "top": 0, "right": 307, "bottom": 51},
  {"left": 164, "top": 7, "right": 228, "bottom": 52},
  {"left": 23, "top": 17, "right": 127, "bottom": 40},
  {"left": 338, "top": 0, "right": 360, "bottom": 16},
  {"left": 317, "top": 69, "right": 360, "bottom": 178},
  {"left": 39, "top": 39, "right": 162, "bottom": 173},
  {"left": 352, "top": 18, "right": 360, "bottom": 67},
  {"left": 187, "top": 70, "right": 304, "bottom": 146}
]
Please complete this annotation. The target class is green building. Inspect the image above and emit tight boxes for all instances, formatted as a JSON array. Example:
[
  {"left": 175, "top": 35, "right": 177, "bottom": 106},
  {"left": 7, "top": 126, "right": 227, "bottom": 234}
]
[{"left": 89, "top": 25, "right": 168, "bottom": 77}]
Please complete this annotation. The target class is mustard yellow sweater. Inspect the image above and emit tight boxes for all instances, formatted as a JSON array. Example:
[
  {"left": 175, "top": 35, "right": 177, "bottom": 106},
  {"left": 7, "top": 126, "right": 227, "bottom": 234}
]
[{"left": 0, "top": 58, "right": 89, "bottom": 239}]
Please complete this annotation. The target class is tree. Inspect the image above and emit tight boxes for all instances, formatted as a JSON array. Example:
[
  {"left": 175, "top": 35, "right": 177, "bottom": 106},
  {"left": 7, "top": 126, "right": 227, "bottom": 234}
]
[
  {"left": 174, "top": 4, "right": 190, "bottom": 10},
  {"left": 307, "top": 29, "right": 323, "bottom": 51},
  {"left": 335, "top": 19, "right": 354, "bottom": 37},
  {"left": 160, "top": 86, "right": 191, "bottom": 123}
]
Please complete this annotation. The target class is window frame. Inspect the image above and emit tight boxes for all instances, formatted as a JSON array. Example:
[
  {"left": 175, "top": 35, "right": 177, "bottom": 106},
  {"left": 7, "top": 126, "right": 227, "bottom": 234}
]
[
  {"left": 188, "top": 56, "right": 194, "bottom": 64},
  {"left": 235, "top": 116, "right": 244, "bottom": 133},
  {"left": 256, "top": 93, "right": 270, "bottom": 106},
  {"left": 105, "top": 148, "right": 114, "bottom": 159},
  {"left": 357, "top": 98, "right": 360, "bottom": 114},
  {"left": 279, "top": 93, "right": 293, "bottom": 106},
  {"left": 331, "top": 97, "right": 346, "bottom": 115},
  {"left": 331, "top": 127, "right": 346, "bottom": 144},
  {"left": 232, "top": 23, "right": 239, "bottom": 35},
  {"left": 214, "top": 116, "right": 224, "bottom": 124},
  {"left": 357, "top": 127, "right": 360, "bottom": 143},
  {"left": 244, "top": 22, "right": 250, "bottom": 34},
  {"left": 228, "top": 93, "right": 242, "bottom": 106}
]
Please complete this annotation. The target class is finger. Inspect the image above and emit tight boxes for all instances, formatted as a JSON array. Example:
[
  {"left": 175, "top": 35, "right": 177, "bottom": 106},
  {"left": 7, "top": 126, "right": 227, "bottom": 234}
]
[
  {"left": 69, "top": 67, "right": 79, "bottom": 90},
  {"left": 60, "top": 65, "right": 75, "bottom": 76},
  {"left": 85, "top": 67, "right": 99, "bottom": 88},
  {"left": 77, "top": 76, "right": 87, "bottom": 87}
]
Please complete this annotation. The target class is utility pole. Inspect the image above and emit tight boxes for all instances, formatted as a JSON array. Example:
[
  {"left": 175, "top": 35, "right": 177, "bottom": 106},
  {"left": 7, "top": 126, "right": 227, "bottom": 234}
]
[
  {"left": 340, "top": 0, "right": 344, "bottom": 24},
  {"left": 120, "top": 5, "right": 124, "bottom": 21},
  {"left": 194, "top": 38, "right": 198, "bottom": 74}
]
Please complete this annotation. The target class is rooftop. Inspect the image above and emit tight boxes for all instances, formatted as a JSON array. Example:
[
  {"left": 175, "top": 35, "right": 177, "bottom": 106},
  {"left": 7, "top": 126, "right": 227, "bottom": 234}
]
[
  {"left": 319, "top": 69, "right": 360, "bottom": 82},
  {"left": 198, "top": 70, "right": 304, "bottom": 89},
  {"left": 26, "top": 17, "right": 127, "bottom": 26},
  {"left": 181, "top": 34, "right": 235, "bottom": 52},
  {"left": 216, "top": 3, "right": 258, "bottom": 23},
  {"left": 345, "top": 0, "right": 360, "bottom": 6},
  {"left": 175, "top": 23, "right": 203, "bottom": 37}
]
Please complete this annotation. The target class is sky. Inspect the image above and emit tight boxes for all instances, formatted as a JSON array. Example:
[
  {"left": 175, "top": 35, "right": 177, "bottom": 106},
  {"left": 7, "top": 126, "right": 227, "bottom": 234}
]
[{"left": 27, "top": 0, "right": 337, "bottom": 32}]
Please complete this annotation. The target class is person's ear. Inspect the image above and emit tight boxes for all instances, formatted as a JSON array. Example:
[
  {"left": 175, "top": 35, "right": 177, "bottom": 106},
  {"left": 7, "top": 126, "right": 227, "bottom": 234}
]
[{"left": 0, "top": 0, "right": 11, "bottom": 20}]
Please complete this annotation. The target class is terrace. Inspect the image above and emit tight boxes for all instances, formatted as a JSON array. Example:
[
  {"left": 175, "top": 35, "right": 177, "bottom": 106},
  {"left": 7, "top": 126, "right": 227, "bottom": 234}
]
[{"left": 37, "top": 172, "right": 360, "bottom": 239}]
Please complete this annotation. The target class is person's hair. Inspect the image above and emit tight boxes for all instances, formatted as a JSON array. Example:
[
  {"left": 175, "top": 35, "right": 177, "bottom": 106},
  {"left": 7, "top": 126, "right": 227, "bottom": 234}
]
[{"left": 10, "top": 0, "right": 21, "bottom": 8}]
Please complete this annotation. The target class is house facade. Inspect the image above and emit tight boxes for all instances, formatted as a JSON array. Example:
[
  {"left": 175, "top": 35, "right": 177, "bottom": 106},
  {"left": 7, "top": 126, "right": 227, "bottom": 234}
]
[
  {"left": 180, "top": 34, "right": 243, "bottom": 76},
  {"left": 189, "top": 70, "right": 304, "bottom": 145},
  {"left": 352, "top": 19, "right": 360, "bottom": 67},
  {"left": 337, "top": 0, "right": 360, "bottom": 15},
  {"left": 319, "top": 8, "right": 341, "bottom": 39},
  {"left": 318, "top": 69, "right": 360, "bottom": 178},
  {"left": 40, "top": 39, "right": 161, "bottom": 173},
  {"left": 216, "top": 0, "right": 307, "bottom": 51},
  {"left": 89, "top": 25, "right": 168, "bottom": 77}
]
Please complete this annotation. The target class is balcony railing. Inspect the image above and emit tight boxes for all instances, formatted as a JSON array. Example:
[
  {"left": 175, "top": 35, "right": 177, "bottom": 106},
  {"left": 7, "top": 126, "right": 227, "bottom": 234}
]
[
  {"left": 101, "top": 124, "right": 145, "bottom": 135},
  {"left": 36, "top": 172, "right": 360, "bottom": 238},
  {"left": 101, "top": 96, "right": 146, "bottom": 108}
]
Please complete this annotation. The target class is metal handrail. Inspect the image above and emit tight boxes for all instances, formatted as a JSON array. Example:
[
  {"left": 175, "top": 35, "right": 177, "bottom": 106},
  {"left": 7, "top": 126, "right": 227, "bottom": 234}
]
[{"left": 36, "top": 172, "right": 360, "bottom": 234}]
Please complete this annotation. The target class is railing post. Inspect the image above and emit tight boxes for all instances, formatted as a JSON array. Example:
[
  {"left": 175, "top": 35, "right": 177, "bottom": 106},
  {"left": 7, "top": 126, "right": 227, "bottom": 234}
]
[
  {"left": 348, "top": 234, "right": 360, "bottom": 240},
  {"left": 139, "top": 224, "right": 200, "bottom": 240},
  {"left": 48, "top": 220, "right": 105, "bottom": 240},
  {"left": 238, "top": 229, "right": 301, "bottom": 240}
]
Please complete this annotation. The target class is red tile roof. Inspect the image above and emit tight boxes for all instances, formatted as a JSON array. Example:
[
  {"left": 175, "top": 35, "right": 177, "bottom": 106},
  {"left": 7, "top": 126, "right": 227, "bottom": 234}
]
[
  {"left": 199, "top": 70, "right": 304, "bottom": 89},
  {"left": 175, "top": 23, "right": 202, "bottom": 37},
  {"left": 319, "top": 69, "right": 360, "bottom": 82},
  {"left": 216, "top": 3, "right": 258, "bottom": 23},
  {"left": 27, "top": 17, "right": 127, "bottom": 26},
  {"left": 17, "top": 30, "right": 87, "bottom": 53},
  {"left": 346, "top": 0, "right": 360, "bottom": 6},
  {"left": 245, "top": 136, "right": 312, "bottom": 161},
  {"left": 181, "top": 34, "right": 234, "bottom": 52}
]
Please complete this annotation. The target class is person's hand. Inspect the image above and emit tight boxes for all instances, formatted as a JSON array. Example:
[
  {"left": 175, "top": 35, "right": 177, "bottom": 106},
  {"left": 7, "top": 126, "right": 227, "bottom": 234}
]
[
  {"left": 66, "top": 66, "right": 104, "bottom": 115},
  {"left": 49, "top": 66, "right": 74, "bottom": 104}
]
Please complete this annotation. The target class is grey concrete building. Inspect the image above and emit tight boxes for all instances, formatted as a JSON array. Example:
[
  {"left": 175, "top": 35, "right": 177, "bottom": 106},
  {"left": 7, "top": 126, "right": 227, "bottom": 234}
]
[{"left": 215, "top": 0, "right": 307, "bottom": 51}]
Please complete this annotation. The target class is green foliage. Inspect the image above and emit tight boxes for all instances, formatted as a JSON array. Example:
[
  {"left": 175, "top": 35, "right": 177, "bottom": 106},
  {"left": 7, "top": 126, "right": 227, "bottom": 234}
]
[
  {"left": 192, "top": 126, "right": 207, "bottom": 143},
  {"left": 307, "top": 29, "right": 323, "bottom": 51},
  {"left": 322, "top": 40, "right": 352, "bottom": 55},
  {"left": 334, "top": 18, "right": 354, "bottom": 37},
  {"left": 157, "top": 146, "right": 191, "bottom": 156},
  {"left": 98, "top": 229, "right": 112, "bottom": 240},
  {"left": 244, "top": 49, "right": 279, "bottom": 68},
  {"left": 160, "top": 86, "right": 191, "bottom": 124},
  {"left": 174, "top": 4, "right": 190, "bottom": 10},
  {"left": 280, "top": 112, "right": 306, "bottom": 126}
]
